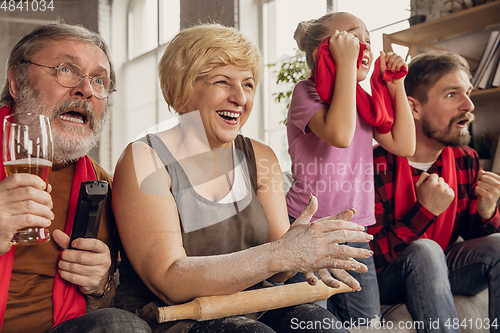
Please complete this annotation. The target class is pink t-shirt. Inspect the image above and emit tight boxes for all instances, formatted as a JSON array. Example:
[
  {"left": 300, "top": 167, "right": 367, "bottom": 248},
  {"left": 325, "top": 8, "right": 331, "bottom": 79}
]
[{"left": 286, "top": 79, "right": 375, "bottom": 227}]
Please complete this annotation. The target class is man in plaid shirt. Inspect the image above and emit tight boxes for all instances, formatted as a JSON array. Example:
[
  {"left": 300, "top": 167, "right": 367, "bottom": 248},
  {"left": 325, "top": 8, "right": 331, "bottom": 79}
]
[{"left": 369, "top": 51, "right": 500, "bottom": 332}]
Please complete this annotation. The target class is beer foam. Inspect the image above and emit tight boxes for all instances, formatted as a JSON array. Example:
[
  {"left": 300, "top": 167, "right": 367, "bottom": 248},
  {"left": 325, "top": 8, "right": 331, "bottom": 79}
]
[{"left": 4, "top": 158, "right": 53, "bottom": 167}]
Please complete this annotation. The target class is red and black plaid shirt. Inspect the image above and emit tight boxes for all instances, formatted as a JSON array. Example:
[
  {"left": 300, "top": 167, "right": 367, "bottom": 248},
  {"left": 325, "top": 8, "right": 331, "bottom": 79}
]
[{"left": 368, "top": 145, "right": 500, "bottom": 273}]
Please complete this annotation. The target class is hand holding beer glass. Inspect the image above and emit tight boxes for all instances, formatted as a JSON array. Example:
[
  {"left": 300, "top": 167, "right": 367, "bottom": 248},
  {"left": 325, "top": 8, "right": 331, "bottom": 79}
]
[{"left": 2, "top": 113, "right": 53, "bottom": 245}]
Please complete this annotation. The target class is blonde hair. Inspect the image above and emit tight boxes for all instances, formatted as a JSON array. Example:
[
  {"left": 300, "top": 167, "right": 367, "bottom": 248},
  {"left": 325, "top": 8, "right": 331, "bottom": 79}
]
[
  {"left": 294, "top": 12, "right": 350, "bottom": 70},
  {"left": 159, "top": 24, "right": 263, "bottom": 113}
]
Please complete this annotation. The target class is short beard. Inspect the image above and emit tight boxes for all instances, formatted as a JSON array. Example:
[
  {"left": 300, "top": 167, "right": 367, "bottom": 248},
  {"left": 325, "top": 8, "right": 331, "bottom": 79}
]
[
  {"left": 14, "top": 81, "right": 107, "bottom": 165},
  {"left": 421, "top": 113, "right": 471, "bottom": 147}
]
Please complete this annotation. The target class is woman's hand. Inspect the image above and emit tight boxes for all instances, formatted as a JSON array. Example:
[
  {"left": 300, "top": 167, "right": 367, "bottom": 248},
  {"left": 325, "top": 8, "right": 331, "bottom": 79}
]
[
  {"left": 302, "top": 207, "right": 371, "bottom": 291},
  {"left": 272, "top": 196, "right": 373, "bottom": 289}
]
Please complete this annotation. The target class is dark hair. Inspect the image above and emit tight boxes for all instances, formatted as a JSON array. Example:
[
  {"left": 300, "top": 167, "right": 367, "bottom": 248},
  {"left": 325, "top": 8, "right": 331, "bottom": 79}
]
[
  {"left": 1, "top": 23, "right": 115, "bottom": 106},
  {"left": 405, "top": 51, "right": 470, "bottom": 104}
]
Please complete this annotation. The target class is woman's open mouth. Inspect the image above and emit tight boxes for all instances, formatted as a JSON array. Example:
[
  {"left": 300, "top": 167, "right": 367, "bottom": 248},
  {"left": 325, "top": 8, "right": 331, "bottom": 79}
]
[{"left": 216, "top": 111, "right": 240, "bottom": 122}]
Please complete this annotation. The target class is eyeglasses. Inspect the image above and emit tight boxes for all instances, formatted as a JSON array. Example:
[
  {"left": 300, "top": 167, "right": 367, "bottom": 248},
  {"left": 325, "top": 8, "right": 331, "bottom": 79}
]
[{"left": 21, "top": 61, "right": 116, "bottom": 99}]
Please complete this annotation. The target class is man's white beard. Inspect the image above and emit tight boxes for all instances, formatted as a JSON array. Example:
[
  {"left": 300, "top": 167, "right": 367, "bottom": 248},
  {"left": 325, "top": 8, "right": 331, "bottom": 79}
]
[{"left": 14, "top": 83, "right": 107, "bottom": 164}]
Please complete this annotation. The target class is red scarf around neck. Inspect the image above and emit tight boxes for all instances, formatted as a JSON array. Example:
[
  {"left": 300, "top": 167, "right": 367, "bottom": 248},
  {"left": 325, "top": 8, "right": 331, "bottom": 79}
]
[
  {"left": 0, "top": 105, "right": 92, "bottom": 329},
  {"left": 394, "top": 147, "right": 458, "bottom": 250},
  {"left": 311, "top": 37, "right": 408, "bottom": 134}
]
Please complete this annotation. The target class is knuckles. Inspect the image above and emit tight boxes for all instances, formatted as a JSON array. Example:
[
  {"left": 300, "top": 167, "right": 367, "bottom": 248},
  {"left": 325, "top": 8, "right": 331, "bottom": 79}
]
[
  {"left": 22, "top": 213, "right": 38, "bottom": 227},
  {"left": 73, "top": 250, "right": 89, "bottom": 264},
  {"left": 331, "top": 229, "right": 349, "bottom": 242},
  {"left": 307, "top": 221, "right": 323, "bottom": 233},
  {"left": 22, "top": 199, "right": 36, "bottom": 212},
  {"left": 332, "top": 244, "right": 350, "bottom": 256}
]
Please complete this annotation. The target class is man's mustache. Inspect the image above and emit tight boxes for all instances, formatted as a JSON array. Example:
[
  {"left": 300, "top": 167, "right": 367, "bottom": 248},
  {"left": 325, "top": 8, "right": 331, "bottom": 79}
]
[
  {"left": 449, "top": 112, "right": 474, "bottom": 127},
  {"left": 51, "top": 99, "right": 96, "bottom": 130}
]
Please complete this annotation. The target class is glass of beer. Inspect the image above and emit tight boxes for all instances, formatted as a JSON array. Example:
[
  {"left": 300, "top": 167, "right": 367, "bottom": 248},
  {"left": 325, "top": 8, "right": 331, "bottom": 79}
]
[{"left": 3, "top": 113, "right": 53, "bottom": 245}]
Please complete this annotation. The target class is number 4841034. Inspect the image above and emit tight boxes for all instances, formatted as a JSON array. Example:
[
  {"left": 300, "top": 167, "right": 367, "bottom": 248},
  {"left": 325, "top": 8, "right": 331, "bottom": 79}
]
[
  {"left": 445, "top": 318, "right": 498, "bottom": 330},
  {"left": 1, "top": 0, "right": 54, "bottom": 11}
]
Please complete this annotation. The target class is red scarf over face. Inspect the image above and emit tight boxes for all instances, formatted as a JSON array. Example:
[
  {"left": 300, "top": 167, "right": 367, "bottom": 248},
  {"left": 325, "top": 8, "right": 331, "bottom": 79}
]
[
  {"left": 0, "top": 105, "right": 92, "bottom": 330},
  {"left": 311, "top": 37, "right": 408, "bottom": 134},
  {"left": 394, "top": 148, "right": 458, "bottom": 250}
]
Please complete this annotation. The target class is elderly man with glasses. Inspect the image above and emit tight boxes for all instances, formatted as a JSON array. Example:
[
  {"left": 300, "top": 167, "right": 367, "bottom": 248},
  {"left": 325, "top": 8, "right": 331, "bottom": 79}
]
[{"left": 0, "top": 23, "right": 151, "bottom": 333}]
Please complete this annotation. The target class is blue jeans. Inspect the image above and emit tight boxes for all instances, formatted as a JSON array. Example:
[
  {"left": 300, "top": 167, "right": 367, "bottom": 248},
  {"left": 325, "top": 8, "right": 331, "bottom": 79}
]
[
  {"left": 188, "top": 303, "right": 349, "bottom": 333},
  {"left": 378, "top": 235, "right": 500, "bottom": 333},
  {"left": 447, "top": 234, "right": 500, "bottom": 333},
  {"left": 327, "top": 240, "right": 380, "bottom": 326},
  {"left": 48, "top": 308, "right": 152, "bottom": 333},
  {"left": 285, "top": 216, "right": 381, "bottom": 327}
]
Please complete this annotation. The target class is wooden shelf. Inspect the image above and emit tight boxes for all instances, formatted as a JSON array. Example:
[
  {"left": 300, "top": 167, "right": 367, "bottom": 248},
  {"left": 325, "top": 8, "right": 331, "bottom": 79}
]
[
  {"left": 384, "top": 1, "right": 500, "bottom": 55},
  {"left": 471, "top": 86, "right": 500, "bottom": 98},
  {"left": 470, "top": 87, "right": 500, "bottom": 103},
  {"left": 384, "top": 1, "right": 500, "bottom": 100}
]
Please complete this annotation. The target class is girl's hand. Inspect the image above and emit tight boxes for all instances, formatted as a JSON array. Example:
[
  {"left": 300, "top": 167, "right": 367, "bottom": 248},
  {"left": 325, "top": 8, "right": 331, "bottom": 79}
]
[
  {"left": 379, "top": 51, "right": 407, "bottom": 97},
  {"left": 328, "top": 30, "right": 360, "bottom": 67},
  {"left": 379, "top": 51, "right": 406, "bottom": 81}
]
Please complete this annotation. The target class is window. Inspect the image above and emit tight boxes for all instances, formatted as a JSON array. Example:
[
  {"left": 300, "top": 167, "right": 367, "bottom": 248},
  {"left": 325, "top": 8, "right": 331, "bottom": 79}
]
[
  {"left": 123, "top": 0, "right": 180, "bottom": 145},
  {"left": 159, "top": 0, "right": 181, "bottom": 45},
  {"left": 128, "top": 0, "right": 180, "bottom": 59},
  {"left": 262, "top": 0, "right": 327, "bottom": 169},
  {"left": 262, "top": 0, "right": 410, "bottom": 169},
  {"left": 129, "top": 0, "right": 158, "bottom": 59}
]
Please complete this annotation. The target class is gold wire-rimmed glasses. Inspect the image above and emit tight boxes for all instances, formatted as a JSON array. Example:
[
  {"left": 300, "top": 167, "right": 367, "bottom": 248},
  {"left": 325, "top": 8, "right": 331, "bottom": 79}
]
[{"left": 22, "top": 61, "right": 116, "bottom": 99}]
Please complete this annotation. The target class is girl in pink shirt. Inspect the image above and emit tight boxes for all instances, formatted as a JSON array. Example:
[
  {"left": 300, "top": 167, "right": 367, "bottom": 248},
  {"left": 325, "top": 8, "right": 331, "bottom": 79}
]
[{"left": 286, "top": 12, "right": 415, "bottom": 326}]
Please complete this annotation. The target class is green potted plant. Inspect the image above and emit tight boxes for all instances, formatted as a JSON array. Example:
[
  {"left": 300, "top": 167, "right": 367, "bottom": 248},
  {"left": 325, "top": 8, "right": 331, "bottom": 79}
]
[{"left": 269, "top": 49, "right": 309, "bottom": 124}]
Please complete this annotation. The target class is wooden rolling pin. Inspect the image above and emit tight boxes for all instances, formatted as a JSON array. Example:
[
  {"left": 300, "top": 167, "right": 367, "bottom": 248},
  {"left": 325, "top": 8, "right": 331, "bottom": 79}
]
[{"left": 157, "top": 280, "right": 353, "bottom": 323}]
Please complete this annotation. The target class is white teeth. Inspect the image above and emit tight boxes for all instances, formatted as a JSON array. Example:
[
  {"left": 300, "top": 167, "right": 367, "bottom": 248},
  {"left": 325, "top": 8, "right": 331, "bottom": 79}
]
[
  {"left": 59, "top": 114, "right": 84, "bottom": 124},
  {"left": 216, "top": 111, "right": 240, "bottom": 119}
]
